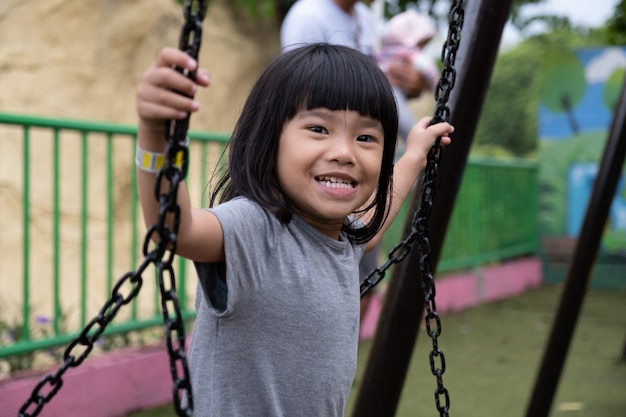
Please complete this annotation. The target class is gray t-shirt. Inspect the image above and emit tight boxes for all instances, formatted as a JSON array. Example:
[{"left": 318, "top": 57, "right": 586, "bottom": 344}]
[{"left": 188, "top": 197, "right": 365, "bottom": 416}]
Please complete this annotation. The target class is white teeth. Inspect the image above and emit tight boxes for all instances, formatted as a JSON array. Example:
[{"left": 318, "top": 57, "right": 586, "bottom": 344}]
[{"left": 317, "top": 176, "right": 354, "bottom": 189}]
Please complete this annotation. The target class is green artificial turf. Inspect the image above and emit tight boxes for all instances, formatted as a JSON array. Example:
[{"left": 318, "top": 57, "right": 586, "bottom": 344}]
[{"left": 127, "top": 284, "right": 626, "bottom": 417}]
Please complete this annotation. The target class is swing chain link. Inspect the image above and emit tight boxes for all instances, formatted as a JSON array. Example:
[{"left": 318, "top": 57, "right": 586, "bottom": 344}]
[
  {"left": 360, "top": 2, "right": 464, "bottom": 417},
  {"left": 17, "top": 2, "right": 208, "bottom": 416},
  {"left": 18, "top": 258, "right": 151, "bottom": 417}
]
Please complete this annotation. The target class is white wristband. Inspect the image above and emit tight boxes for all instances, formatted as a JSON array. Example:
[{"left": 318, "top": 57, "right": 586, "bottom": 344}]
[{"left": 135, "top": 137, "right": 189, "bottom": 173}]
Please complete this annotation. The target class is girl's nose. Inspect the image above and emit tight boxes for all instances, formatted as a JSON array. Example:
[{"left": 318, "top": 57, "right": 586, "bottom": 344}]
[{"left": 328, "top": 136, "right": 356, "bottom": 165}]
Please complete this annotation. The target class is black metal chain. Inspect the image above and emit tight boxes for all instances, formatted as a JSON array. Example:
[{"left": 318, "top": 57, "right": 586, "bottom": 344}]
[
  {"left": 360, "top": 2, "right": 465, "bottom": 417},
  {"left": 17, "top": 2, "right": 208, "bottom": 416}
]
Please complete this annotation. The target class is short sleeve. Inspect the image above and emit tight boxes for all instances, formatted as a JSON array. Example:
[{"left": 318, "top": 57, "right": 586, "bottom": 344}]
[{"left": 194, "top": 198, "right": 278, "bottom": 316}]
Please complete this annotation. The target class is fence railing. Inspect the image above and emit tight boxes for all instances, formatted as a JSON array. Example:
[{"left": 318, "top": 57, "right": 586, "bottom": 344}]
[
  {"left": 0, "top": 112, "right": 228, "bottom": 365},
  {"left": 0, "top": 112, "right": 538, "bottom": 366},
  {"left": 382, "top": 158, "right": 538, "bottom": 271},
  {"left": 441, "top": 157, "right": 538, "bottom": 271}
]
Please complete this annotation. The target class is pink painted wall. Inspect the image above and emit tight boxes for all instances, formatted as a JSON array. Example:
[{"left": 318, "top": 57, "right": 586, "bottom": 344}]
[
  {"left": 2, "top": 345, "right": 175, "bottom": 417},
  {"left": 359, "top": 257, "right": 542, "bottom": 339}
]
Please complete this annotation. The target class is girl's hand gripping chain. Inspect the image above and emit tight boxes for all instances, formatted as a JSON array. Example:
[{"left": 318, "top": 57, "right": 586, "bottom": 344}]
[
  {"left": 404, "top": 116, "right": 454, "bottom": 170},
  {"left": 136, "top": 47, "right": 211, "bottom": 147},
  {"left": 391, "top": 116, "right": 453, "bottom": 200}
]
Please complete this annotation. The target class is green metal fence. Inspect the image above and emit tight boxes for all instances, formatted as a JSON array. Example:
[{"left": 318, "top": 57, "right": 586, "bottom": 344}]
[
  {"left": 0, "top": 112, "right": 538, "bottom": 364},
  {"left": 440, "top": 157, "right": 538, "bottom": 270},
  {"left": 382, "top": 157, "right": 539, "bottom": 272},
  {"left": 0, "top": 112, "right": 228, "bottom": 363}
]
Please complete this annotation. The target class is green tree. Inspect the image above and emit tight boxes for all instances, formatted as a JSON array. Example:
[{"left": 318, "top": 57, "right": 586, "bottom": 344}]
[
  {"left": 604, "top": 68, "right": 626, "bottom": 111},
  {"left": 473, "top": 43, "right": 540, "bottom": 157},
  {"left": 473, "top": 27, "right": 607, "bottom": 157},
  {"left": 603, "top": 0, "right": 626, "bottom": 45},
  {"left": 540, "top": 50, "right": 586, "bottom": 135},
  {"left": 177, "top": 0, "right": 292, "bottom": 19},
  {"left": 382, "top": 0, "right": 548, "bottom": 26}
]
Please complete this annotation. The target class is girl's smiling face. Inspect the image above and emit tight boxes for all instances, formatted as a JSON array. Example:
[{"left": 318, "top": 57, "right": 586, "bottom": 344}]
[{"left": 276, "top": 107, "right": 384, "bottom": 239}]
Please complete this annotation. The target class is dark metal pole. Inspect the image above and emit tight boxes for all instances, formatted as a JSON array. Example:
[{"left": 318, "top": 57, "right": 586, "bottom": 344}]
[
  {"left": 351, "top": 1, "right": 513, "bottom": 416},
  {"left": 525, "top": 80, "right": 626, "bottom": 417}
]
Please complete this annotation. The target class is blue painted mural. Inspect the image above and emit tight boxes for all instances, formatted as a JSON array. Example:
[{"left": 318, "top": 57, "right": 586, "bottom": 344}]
[{"left": 538, "top": 46, "right": 626, "bottom": 256}]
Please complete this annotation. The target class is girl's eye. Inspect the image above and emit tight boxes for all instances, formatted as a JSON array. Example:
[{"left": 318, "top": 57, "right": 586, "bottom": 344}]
[
  {"left": 308, "top": 125, "right": 327, "bottom": 134},
  {"left": 356, "top": 135, "right": 376, "bottom": 143}
]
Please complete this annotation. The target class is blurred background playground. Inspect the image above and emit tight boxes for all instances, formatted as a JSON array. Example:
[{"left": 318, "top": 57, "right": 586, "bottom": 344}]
[{"left": 0, "top": 0, "right": 625, "bottom": 416}]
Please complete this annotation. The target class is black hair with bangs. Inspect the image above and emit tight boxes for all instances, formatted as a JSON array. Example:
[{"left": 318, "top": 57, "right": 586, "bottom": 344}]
[{"left": 210, "top": 43, "right": 398, "bottom": 244}]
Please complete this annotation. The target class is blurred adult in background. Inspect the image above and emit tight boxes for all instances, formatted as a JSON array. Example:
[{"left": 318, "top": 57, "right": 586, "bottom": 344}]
[{"left": 281, "top": 0, "right": 427, "bottom": 105}]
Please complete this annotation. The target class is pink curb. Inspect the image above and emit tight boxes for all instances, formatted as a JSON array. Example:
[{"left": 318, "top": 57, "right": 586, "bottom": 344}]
[
  {"left": 1, "top": 344, "right": 176, "bottom": 417},
  {"left": 359, "top": 256, "right": 542, "bottom": 340}
]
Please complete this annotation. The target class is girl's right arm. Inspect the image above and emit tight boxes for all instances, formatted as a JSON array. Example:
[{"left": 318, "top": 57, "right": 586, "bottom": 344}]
[{"left": 136, "top": 47, "right": 225, "bottom": 263}]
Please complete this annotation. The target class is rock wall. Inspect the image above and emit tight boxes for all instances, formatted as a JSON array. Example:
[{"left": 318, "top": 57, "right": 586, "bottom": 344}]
[{"left": 0, "top": 0, "right": 280, "bottom": 130}]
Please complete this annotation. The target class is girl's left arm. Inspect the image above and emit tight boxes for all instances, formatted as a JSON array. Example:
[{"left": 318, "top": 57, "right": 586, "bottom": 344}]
[{"left": 365, "top": 117, "right": 454, "bottom": 252}]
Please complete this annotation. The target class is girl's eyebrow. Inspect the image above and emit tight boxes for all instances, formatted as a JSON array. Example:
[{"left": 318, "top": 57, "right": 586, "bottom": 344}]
[
  {"left": 296, "top": 109, "right": 333, "bottom": 119},
  {"left": 298, "top": 109, "right": 382, "bottom": 129},
  {"left": 359, "top": 118, "right": 383, "bottom": 129}
]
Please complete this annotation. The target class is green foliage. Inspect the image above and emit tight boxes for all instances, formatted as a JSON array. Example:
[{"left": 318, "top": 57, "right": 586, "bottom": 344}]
[
  {"left": 177, "top": 0, "right": 293, "bottom": 19},
  {"left": 0, "top": 309, "right": 67, "bottom": 375},
  {"left": 508, "top": 0, "right": 551, "bottom": 30},
  {"left": 0, "top": 315, "right": 36, "bottom": 374},
  {"left": 603, "top": 229, "right": 626, "bottom": 254},
  {"left": 539, "top": 49, "right": 586, "bottom": 134},
  {"left": 603, "top": 0, "right": 626, "bottom": 45},
  {"left": 232, "top": 0, "right": 283, "bottom": 18},
  {"left": 470, "top": 144, "right": 527, "bottom": 159},
  {"left": 473, "top": 25, "right": 613, "bottom": 158},
  {"left": 473, "top": 42, "right": 541, "bottom": 157},
  {"left": 603, "top": 68, "right": 626, "bottom": 111},
  {"left": 97, "top": 327, "right": 168, "bottom": 352},
  {"left": 386, "top": 0, "right": 555, "bottom": 27},
  {"left": 540, "top": 50, "right": 585, "bottom": 112},
  {"left": 0, "top": 302, "right": 176, "bottom": 377}
]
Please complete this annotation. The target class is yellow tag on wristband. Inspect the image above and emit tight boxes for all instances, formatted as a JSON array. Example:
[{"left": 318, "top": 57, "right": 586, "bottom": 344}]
[{"left": 136, "top": 140, "right": 188, "bottom": 174}]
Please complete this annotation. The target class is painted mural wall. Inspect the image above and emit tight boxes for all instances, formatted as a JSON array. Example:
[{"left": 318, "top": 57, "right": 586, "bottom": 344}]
[{"left": 539, "top": 46, "right": 626, "bottom": 262}]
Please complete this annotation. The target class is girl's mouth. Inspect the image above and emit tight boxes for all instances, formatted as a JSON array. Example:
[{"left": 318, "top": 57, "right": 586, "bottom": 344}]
[{"left": 315, "top": 176, "right": 356, "bottom": 189}]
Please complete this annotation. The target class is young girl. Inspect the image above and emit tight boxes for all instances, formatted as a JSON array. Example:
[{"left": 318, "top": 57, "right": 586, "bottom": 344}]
[{"left": 136, "top": 43, "right": 453, "bottom": 416}]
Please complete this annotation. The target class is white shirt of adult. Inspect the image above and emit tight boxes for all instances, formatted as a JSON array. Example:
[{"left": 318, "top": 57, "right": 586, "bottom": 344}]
[
  {"left": 280, "top": 0, "right": 376, "bottom": 56},
  {"left": 280, "top": 0, "right": 419, "bottom": 143}
]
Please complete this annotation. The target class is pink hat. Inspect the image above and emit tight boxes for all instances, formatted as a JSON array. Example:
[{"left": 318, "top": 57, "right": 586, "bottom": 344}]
[{"left": 381, "top": 10, "right": 436, "bottom": 48}]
